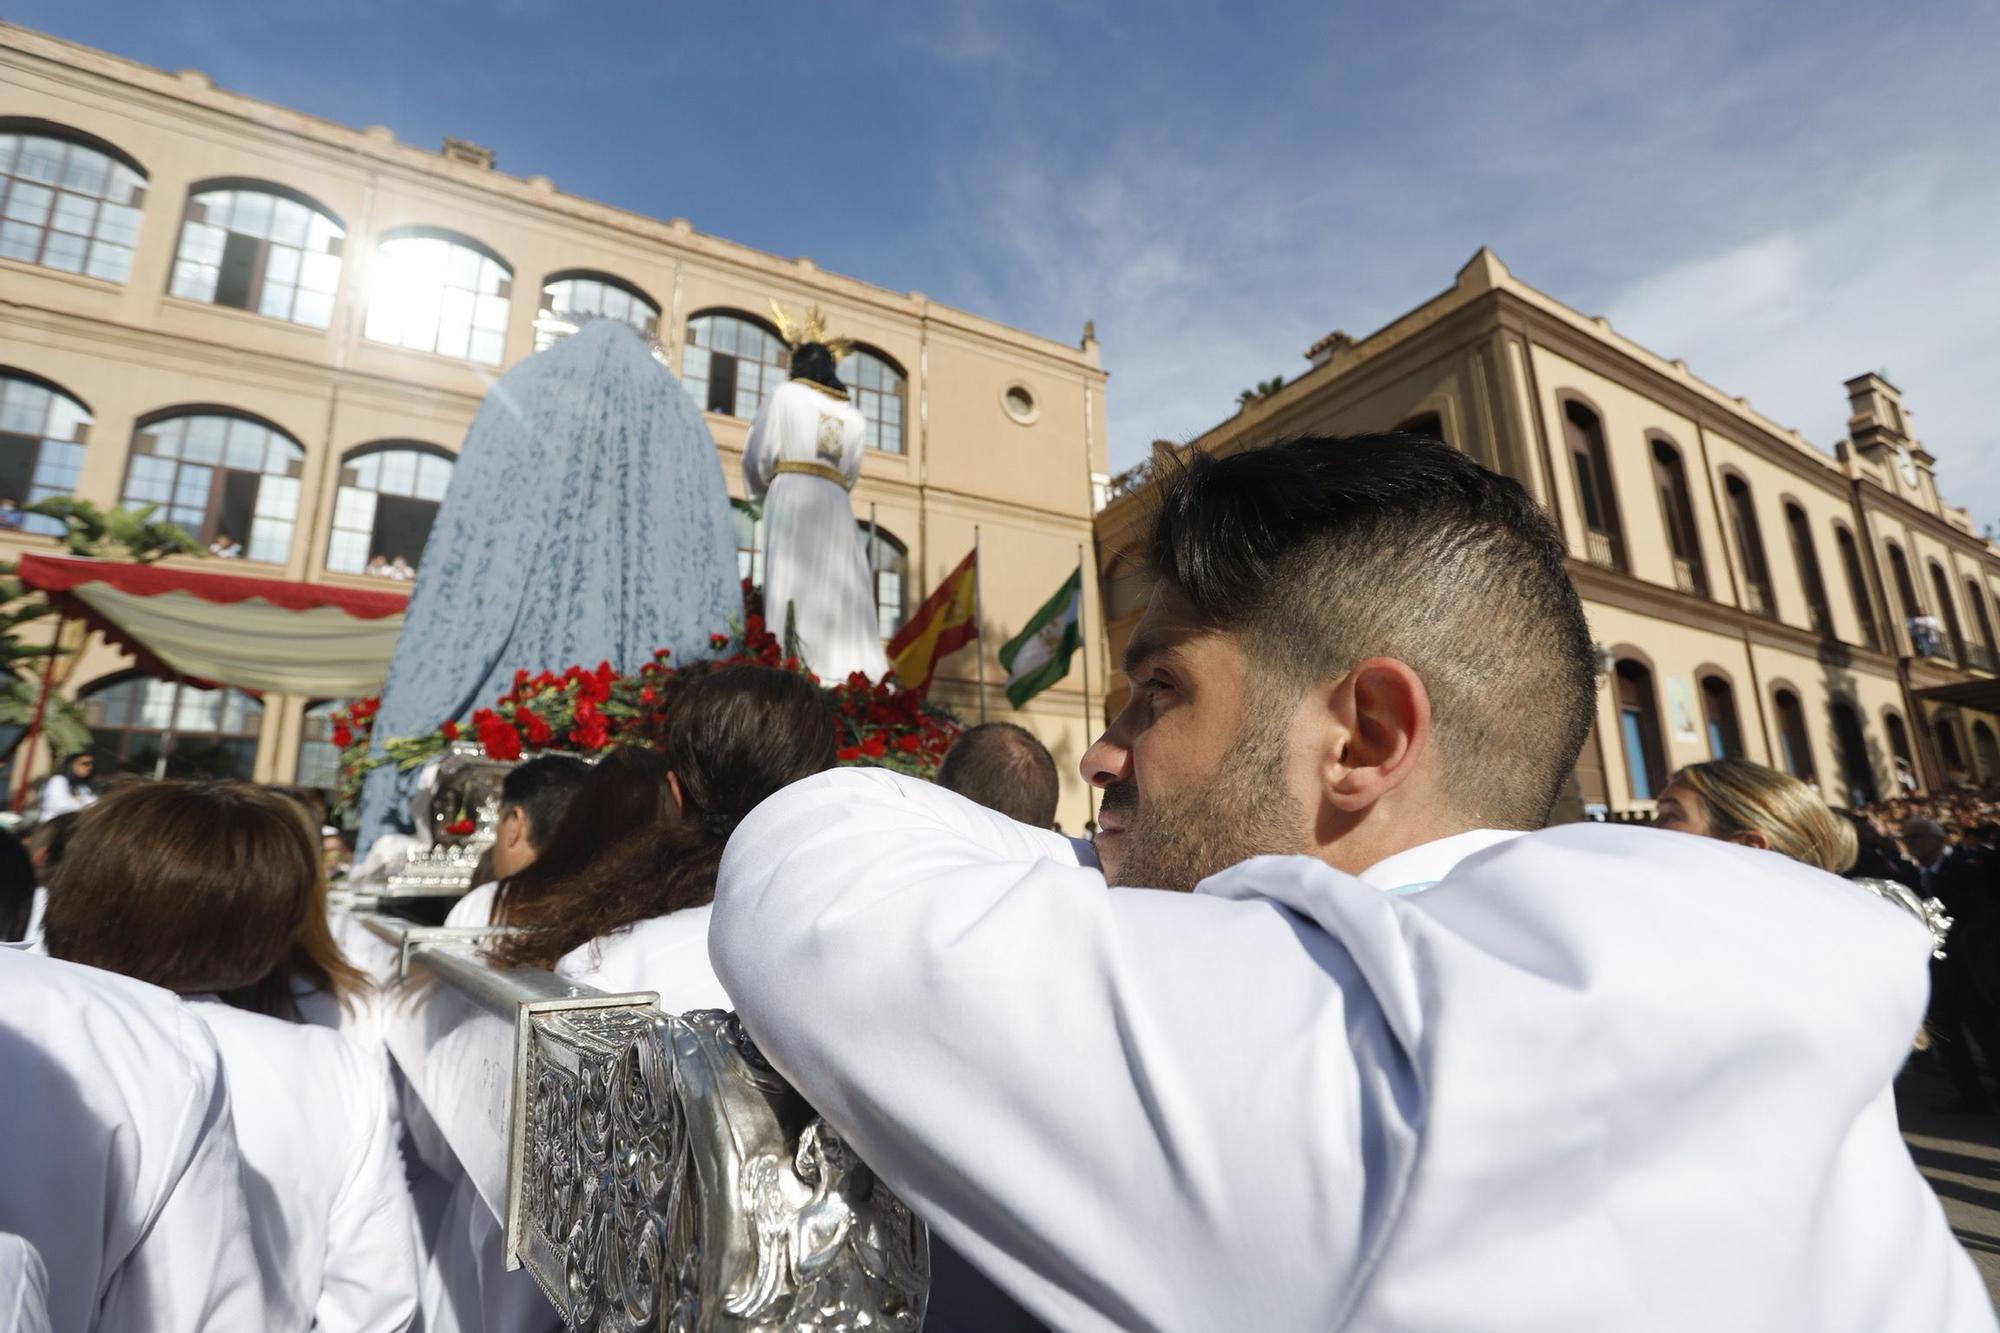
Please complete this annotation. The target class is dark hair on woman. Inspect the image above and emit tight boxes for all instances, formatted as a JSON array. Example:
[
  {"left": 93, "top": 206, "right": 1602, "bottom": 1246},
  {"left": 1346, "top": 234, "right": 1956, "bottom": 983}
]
[
  {"left": 788, "top": 342, "right": 846, "bottom": 393},
  {"left": 1145, "top": 434, "right": 1595, "bottom": 829},
  {"left": 492, "top": 746, "right": 675, "bottom": 923},
  {"left": 56, "top": 751, "right": 94, "bottom": 790},
  {"left": 493, "top": 665, "right": 838, "bottom": 970},
  {"left": 0, "top": 829, "right": 35, "bottom": 942},
  {"left": 43, "top": 781, "right": 366, "bottom": 1020},
  {"left": 26, "top": 811, "right": 79, "bottom": 886}
]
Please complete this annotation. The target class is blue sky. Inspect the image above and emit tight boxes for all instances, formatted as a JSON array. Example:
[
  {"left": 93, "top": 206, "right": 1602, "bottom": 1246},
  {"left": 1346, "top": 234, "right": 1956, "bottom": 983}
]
[{"left": 15, "top": 0, "right": 2000, "bottom": 525}]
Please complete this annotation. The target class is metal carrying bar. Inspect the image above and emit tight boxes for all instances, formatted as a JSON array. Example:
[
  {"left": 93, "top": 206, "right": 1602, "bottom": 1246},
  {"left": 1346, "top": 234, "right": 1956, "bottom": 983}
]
[{"left": 353, "top": 913, "right": 929, "bottom": 1331}]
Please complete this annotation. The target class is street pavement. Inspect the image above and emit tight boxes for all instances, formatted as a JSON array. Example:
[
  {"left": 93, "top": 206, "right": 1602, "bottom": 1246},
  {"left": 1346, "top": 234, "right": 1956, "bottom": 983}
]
[{"left": 1898, "top": 1060, "right": 2000, "bottom": 1306}]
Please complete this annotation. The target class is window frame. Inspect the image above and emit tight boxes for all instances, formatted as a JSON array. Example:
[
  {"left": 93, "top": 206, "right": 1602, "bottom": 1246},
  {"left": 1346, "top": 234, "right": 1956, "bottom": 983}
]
[
  {"left": 840, "top": 343, "right": 909, "bottom": 455},
  {"left": 1770, "top": 685, "right": 1816, "bottom": 781},
  {"left": 1832, "top": 524, "right": 1881, "bottom": 650},
  {"left": 362, "top": 227, "right": 514, "bottom": 366},
  {"left": 167, "top": 179, "right": 346, "bottom": 329},
  {"left": 1611, "top": 653, "right": 1667, "bottom": 802},
  {"left": 78, "top": 671, "right": 264, "bottom": 780},
  {"left": 1696, "top": 669, "right": 1744, "bottom": 760},
  {"left": 682, "top": 309, "right": 790, "bottom": 420},
  {"left": 0, "top": 119, "right": 148, "bottom": 284},
  {"left": 1780, "top": 498, "right": 1833, "bottom": 636},
  {"left": 534, "top": 270, "right": 661, "bottom": 351},
  {"left": 1647, "top": 434, "right": 1706, "bottom": 597},
  {"left": 1721, "top": 471, "right": 1775, "bottom": 618},
  {"left": 121, "top": 407, "right": 307, "bottom": 565},
  {"left": 1560, "top": 396, "right": 1624, "bottom": 570},
  {"left": 325, "top": 440, "right": 455, "bottom": 578},
  {"left": 0, "top": 368, "right": 91, "bottom": 536}
]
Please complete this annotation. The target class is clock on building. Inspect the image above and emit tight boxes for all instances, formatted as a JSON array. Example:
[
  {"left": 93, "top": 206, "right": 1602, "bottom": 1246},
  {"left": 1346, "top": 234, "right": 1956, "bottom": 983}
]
[{"left": 1895, "top": 446, "right": 1920, "bottom": 488}]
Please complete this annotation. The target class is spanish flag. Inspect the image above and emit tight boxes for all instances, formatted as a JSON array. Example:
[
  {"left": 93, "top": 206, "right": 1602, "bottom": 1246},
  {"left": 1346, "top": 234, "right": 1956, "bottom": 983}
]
[{"left": 888, "top": 549, "right": 979, "bottom": 692}]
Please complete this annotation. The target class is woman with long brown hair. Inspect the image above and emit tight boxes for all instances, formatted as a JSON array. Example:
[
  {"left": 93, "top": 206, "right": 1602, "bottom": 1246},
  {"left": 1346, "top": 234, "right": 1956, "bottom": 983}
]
[
  {"left": 43, "top": 781, "right": 418, "bottom": 1332},
  {"left": 491, "top": 664, "right": 837, "bottom": 1009}
]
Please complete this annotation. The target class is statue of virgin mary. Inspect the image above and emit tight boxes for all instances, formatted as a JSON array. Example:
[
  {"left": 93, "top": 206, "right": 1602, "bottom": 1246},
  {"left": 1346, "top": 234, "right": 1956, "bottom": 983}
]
[{"left": 742, "top": 305, "right": 889, "bottom": 683}]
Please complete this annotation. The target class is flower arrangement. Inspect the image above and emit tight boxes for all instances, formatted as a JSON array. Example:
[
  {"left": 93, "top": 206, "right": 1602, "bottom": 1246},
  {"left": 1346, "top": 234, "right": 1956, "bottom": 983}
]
[{"left": 332, "top": 583, "right": 960, "bottom": 816}]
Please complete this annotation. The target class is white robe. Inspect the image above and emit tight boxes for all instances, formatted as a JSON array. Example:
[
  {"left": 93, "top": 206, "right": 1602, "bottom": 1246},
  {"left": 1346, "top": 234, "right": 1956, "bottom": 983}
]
[
  {"left": 0, "top": 1233, "right": 51, "bottom": 1333},
  {"left": 0, "top": 949, "right": 265, "bottom": 1332},
  {"left": 193, "top": 999, "right": 421, "bottom": 1333},
  {"left": 444, "top": 879, "right": 500, "bottom": 927},
  {"left": 556, "top": 905, "right": 732, "bottom": 1012},
  {"left": 711, "top": 768, "right": 1996, "bottom": 1333},
  {"left": 36, "top": 775, "right": 93, "bottom": 820},
  {"left": 743, "top": 378, "right": 888, "bottom": 683}
]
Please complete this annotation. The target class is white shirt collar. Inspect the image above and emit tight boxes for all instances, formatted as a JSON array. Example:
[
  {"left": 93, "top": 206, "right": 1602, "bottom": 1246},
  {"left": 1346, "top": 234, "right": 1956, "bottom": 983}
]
[{"left": 1360, "top": 828, "right": 1525, "bottom": 896}]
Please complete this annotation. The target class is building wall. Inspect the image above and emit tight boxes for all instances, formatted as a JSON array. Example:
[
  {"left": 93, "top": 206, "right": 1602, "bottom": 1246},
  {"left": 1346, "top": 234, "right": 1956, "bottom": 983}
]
[{"left": 0, "top": 24, "right": 1112, "bottom": 829}]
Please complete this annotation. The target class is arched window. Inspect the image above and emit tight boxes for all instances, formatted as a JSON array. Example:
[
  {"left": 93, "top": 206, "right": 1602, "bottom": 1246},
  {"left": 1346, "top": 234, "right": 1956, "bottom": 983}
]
[
  {"left": 1974, "top": 721, "right": 2000, "bottom": 784},
  {"left": 1699, "top": 674, "right": 1743, "bottom": 759},
  {"left": 1935, "top": 716, "right": 1967, "bottom": 779},
  {"left": 860, "top": 523, "right": 907, "bottom": 639},
  {"left": 0, "top": 371, "right": 89, "bottom": 536},
  {"left": 731, "top": 498, "right": 765, "bottom": 586},
  {"left": 363, "top": 230, "right": 512, "bottom": 365},
  {"left": 1772, "top": 688, "right": 1815, "bottom": 781},
  {"left": 1613, "top": 658, "right": 1665, "bottom": 801},
  {"left": 1834, "top": 526, "right": 1880, "bottom": 649},
  {"left": 80, "top": 674, "right": 263, "bottom": 780},
  {"left": 1928, "top": 561, "right": 1967, "bottom": 666},
  {"left": 1965, "top": 577, "right": 2000, "bottom": 671},
  {"left": 1829, "top": 699, "right": 1876, "bottom": 804},
  {"left": 122, "top": 411, "right": 305, "bottom": 564},
  {"left": 1395, "top": 411, "right": 1446, "bottom": 444},
  {"left": 840, "top": 347, "right": 908, "bottom": 454},
  {"left": 1783, "top": 502, "right": 1832, "bottom": 635},
  {"left": 1563, "top": 400, "right": 1623, "bottom": 569},
  {"left": 1724, "top": 475, "right": 1774, "bottom": 617},
  {"left": 1885, "top": 542, "right": 1923, "bottom": 650},
  {"left": 0, "top": 124, "right": 146, "bottom": 282},
  {"left": 534, "top": 272, "right": 660, "bottom": 351},
  {"left": 297, "top": 699, "right": 346, "bottom": 792},
  {"left": 169, "top": 183, "right": 344, "bottom": 328},
  {"left": 327, "top": 443, "right": 454, "bottom": 577},
  {"left": 1884, "top": 710, "right": 1915, "bottom": 778},
  {"left": 683, "top": 311, "right": 789, "bottom": 418},
  {"left": 1650, "top": 438, "right": 1706, "bottom": 596}
]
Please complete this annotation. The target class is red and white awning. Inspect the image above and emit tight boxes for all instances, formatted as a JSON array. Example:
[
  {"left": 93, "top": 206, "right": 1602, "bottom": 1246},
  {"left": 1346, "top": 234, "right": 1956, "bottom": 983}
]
[{"left": 15, "top": 554, "right": 409, "bottom": 697}]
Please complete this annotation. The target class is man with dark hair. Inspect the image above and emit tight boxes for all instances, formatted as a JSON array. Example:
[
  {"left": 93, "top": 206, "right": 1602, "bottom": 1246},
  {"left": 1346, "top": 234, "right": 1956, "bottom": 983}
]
[
  {"left": 445, "top": 754, "right": 589, "bottom": 929},
  {"left": 714, "top": 436, "right": 1985, "bottom": 1329},
  {"left": 937, "top": 723, "right": 1062, "bottom": 829}
]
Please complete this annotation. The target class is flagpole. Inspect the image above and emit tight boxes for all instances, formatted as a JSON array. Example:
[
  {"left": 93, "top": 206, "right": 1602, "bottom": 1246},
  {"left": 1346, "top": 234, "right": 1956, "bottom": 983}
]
[
  {"left": 973, "top": 525, "right": 988, "bottom": 722},
  {"left": 1077, "top": 543, "right": 1095, "bottom": 825},
  {"left": 868, "top": 501, "right": 879, "bottom": 638}
]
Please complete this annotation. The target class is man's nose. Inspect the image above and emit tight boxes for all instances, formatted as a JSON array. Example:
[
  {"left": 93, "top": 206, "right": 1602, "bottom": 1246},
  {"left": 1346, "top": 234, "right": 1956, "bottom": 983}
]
[{"left": 1081, "top": 722, "right": 1131, "bottom": 790}]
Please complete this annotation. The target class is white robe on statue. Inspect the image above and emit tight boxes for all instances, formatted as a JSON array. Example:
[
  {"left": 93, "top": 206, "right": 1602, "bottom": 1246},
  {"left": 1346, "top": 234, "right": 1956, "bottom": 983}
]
[
  {"left": 0, "top": 949, "right": 266, "bottom": 1332},
  {"left": 192, "top": 999, "right": 421, "bottom": 1332},
  {"left": 743, "top": 378, "right": 888, "bottom": 683},
  {"left": 712, "top": 769, "right": 1995, "bottom": 1333}
]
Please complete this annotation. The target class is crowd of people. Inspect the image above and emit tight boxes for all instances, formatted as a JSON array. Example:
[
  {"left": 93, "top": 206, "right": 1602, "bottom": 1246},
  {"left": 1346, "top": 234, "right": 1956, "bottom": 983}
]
[{"left": 4, "top": 432, "right": 1997, "bottom": 1331}]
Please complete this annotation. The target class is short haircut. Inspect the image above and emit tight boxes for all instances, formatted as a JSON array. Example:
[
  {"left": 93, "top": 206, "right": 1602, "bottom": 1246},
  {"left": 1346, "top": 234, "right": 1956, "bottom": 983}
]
[
  {"left": 938, "top": 722, "right": 1062, "bottom": 828},
  {"left": 500, "top": 754, "right": 592, "bottom": 848},
  {"left": 1145, "top": 434, "right": 1596, "bottom": 828}
]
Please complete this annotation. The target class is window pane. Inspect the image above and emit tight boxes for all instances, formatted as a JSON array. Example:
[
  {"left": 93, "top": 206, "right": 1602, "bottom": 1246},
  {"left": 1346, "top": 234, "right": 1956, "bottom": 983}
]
[
  {"left": 468, "top": 329, "right": 504, "bottom": 366},
  {"left": 83, "top": 241, "right": 133, "bottom": 283},
  {"left": 229, "top": 190, "right": 273, "bottom": 237},
  {"left": 59, "top": 148, "right": 107, "bottom": 195},
  {"left": 255, "top": 475, "right": 299, "bottom": 519},
  {"left": 332, "top": 486, "right": 376, "bottom": 531},
  {"left": 414, "top": 453, "right": 452, "bottom": 500},
  {"left": 94, "top": 202, "right": 141, "bottom": 247},
  {"left": 15, "top": 139, "right": 63, "bottom": 183},
  {"left": 39, "top": 230, "right": 85, "bottom": 272},
  {"left": 270, "top": 197, "right": 309, "bottom": 248},
  {"left": 292, "top": 287, "right": 334, "bottom": 329},
  {"left": 5, "top": 182, "right": 52, "bottom": 225},
  {"left": 225, "top": 420, "right": 268, "bottom": 472},
  {"left": 247, "top": 517, "right": 292, "bottom": 564},
  {"left": 328, "top": 528, "right": 368, "bottom": 574},
  {"left": 51, "top": 192, "right": 96, "bottom": 235},
  {"left": 378, "top": 449, "right": 418, "bottom": 495}
]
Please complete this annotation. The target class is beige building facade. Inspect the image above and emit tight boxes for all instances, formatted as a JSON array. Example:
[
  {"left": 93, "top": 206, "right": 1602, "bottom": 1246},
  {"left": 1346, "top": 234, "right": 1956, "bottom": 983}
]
[
  {"left": 0, "top": 23, "right": 1112, "bottom": 828},
  {"left": 1095, "top": 249, "right": 2000, "bottom": 816}
]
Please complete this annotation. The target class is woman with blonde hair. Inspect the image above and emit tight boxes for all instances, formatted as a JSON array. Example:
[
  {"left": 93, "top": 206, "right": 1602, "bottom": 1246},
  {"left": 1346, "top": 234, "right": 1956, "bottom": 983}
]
[
  {"left": 44, "top": 781, "right": 418, "bottom": 1331},
  {"left": 1653, "top": 758, "right": 1858, "bottom": 873}
]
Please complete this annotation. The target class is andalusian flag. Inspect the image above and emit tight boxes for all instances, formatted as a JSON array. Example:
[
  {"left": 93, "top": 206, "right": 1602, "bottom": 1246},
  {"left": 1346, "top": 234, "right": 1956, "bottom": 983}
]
[
  {"left": 888, "top": 549, "right": 979, "bottom": 692},
  {"left": 1000, "top": 566, "right": 1083, "bottom": 708}
]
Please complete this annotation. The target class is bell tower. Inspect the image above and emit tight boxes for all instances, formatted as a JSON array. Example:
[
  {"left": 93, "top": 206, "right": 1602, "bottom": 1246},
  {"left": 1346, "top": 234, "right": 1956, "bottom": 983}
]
[{"left": 1844, "top": 371, "right": 1931, "bottom": 496}]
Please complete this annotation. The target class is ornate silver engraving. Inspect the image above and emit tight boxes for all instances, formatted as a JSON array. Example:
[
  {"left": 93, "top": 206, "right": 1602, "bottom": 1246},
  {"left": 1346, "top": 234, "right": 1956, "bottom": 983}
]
[
  {"left": 390, "top": 743, "right": 517, "bottom": 893},
  {"left": 516, "top": 1007, "right": 928, "bottom": 1331}
]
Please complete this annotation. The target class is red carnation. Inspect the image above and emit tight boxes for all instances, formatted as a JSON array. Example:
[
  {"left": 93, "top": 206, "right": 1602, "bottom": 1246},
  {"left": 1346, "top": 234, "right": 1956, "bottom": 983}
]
[
  {"left": 444, "top": 818, "right": 476, "bottom": 837},
  {"left": 517, "top": 709, "right": 554, "bottom": 746},
  {"left": 640, "top": 686, "right": 658, "bottom": 704},
  {"left": 710, "top": 633, "right": 730, "bottom": 650},
  {"left": 331, "top": 721, "right": 354, "bottom": 748},
  {"left": 655, "top": 647, "right": 673, "bottom": 660},
  {"left": 478, "top": 715, "right": 522, "bottom": 761},
  {"left": 837, "top": 746, "right": 862, "bottom": 762},
  {"left": 861, "top": 736, "right": 887, "bottom": 759},
  {"left": 569, "top": 712, "right": 611, "bottom": 750},
  {"left": 441, "top": 721, "right": 461, "bottom": 742},
  {"left": 895, "top": 733, "right": 922, "bottom": 754}
]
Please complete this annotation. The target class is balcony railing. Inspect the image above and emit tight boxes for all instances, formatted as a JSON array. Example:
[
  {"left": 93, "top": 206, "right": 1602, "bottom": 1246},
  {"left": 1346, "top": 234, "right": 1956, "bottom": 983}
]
[
  {"left": 1744, "top": 581, "right": 1775, "bottom": 618},
  {"left": 1908, "top": 617, "right": 1954, "bottom": 662},
  {"left": 1671, "top": 558, "right": 1704, "bottom": 597},
  {"left": 1968, "top": 643, "right": 1999, "bottom": 674},
  {"left": 1585, "top": 529, "right": 1619, "bottom": 569}
]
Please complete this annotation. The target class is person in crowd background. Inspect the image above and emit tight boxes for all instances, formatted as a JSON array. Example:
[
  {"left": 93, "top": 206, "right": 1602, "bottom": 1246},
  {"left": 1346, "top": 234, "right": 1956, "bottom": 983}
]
[
  {"left": 44, "top": 781, "right": 418, "bottom": 1331},
  {"left": 447, "top": 750, "right": 648, "bottom": 930},
  {"left": 1898, "top": 814, "right": 2000, "bottom": 1114},
  {"left": 490, "top": 664, "right": 835, "bottom": 1009},
  {"left": 37, "top": 751, "right": 95, "bottom": 820},
  {"left": 712, "top": 435, "right": 1988, "bottom": 1330},
  {"left": 1, "top": 946, "right": 267, "bottom": 1330},
  {"left": 209, "top": 532, "right": 243, "bottom": 559},
  {"left": 0, "top": 830, "right": 36, "bottom": 946},
  {"left": 1652, "top": 759, "right": 1858, "bottom": 873},
  {"left": 937, "top": 722, "right": 1063, "bottom": 829}
]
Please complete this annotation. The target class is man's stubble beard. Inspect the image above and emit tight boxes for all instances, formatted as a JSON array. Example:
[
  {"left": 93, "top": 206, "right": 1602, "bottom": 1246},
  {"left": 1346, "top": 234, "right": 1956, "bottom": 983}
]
[{"left": 1107, "top": 688, "right": 1308, "bottom": 892}]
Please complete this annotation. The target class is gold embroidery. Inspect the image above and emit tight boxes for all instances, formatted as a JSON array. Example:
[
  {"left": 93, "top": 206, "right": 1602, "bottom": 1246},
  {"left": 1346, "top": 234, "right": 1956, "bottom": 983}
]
[
  {"left": 792, "top": 377, "right": 851, "bottom": 403},
  {"left": 815, "top": 412, "right": 846, "bottom": 464},
  {"left": 774, "top": 459, "right": 852, "bottom": 490}
]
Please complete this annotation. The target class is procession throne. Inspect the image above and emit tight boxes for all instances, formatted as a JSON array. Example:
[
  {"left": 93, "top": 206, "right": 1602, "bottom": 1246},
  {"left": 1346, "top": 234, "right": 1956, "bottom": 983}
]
[{"left": 353, "top": 813, "right": 930, "bottom": 1330}]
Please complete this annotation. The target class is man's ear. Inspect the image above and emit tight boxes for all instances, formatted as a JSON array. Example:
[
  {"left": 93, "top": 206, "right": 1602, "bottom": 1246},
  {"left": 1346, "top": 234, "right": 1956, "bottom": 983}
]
[
  {"left": 1321, "top": 657, "right": 1431, "bottom": 813},
  {"left": 668, "top": 771, "right": 685, "bottom": 815}
]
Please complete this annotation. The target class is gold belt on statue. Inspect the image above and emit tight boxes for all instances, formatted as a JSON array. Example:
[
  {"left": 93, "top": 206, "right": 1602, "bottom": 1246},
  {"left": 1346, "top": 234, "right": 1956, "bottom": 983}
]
[{"left": 773, "top": 460, "right": 853, "bottom": 490}]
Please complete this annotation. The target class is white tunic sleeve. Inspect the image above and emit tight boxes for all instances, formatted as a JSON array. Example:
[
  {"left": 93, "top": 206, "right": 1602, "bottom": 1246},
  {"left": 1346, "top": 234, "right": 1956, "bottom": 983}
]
[
  {"left": 710, "top": 768, "right": 1406, "bottom": 1331},
  {"left": 317, "top": 1070, "right": 423, "bottom": 1333},
  {"left": 743, "top": 391, "right": 780, "bottom": 499},
  {"left": 37, "top": 776, "right": 83, "bottom": 820}
]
